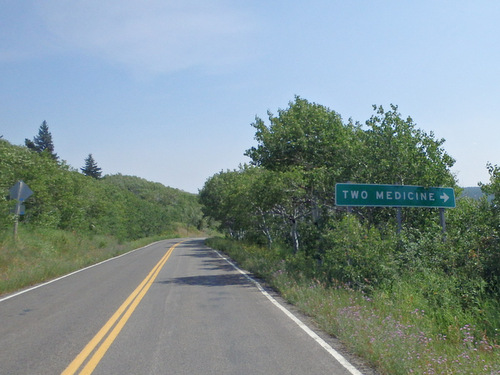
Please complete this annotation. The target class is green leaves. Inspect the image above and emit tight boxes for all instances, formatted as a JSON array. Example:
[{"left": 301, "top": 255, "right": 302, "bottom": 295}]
[
  {"left": 1, "top": 139, "right": 202, "bottom": 239},
  {"left": 24, "top": 121, "right": 58, "bottom": 161},
  {"left": 361, "top": 104, "right": 456, "bottom": 187},
  {"left": 81, "top": 153, "right": 102, "bottom": 179},
  {"left": 246, "top": 96, "right": 353, "bottom": 177},
  {"left": 203, "top": 97, "right": 460, "bottom": 251}
]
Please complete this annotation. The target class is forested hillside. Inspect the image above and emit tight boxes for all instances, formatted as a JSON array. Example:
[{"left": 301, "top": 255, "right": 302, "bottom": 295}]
[
  {"left": 201, "top": 97, "right": 500, "bottom": 373},
  {"left": 0, "top": 138, "right": 204, "bottom": 239},
  {"left": 0, "top": 134, "right": 208, "bottom": 296}
]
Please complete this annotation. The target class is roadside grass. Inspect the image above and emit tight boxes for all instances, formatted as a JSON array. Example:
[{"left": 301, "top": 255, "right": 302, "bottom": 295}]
[
  {"left": 0, "top": 224, "right": 205, "bottom": 296},
  {"left": 206, "top": 237, "right": 500, "bottom": 375}
]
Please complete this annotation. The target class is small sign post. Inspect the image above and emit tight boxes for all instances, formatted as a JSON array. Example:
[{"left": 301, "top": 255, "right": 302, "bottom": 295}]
[
  {"left": 335, "top": 183, "right": 456, "bottom": 236},
  {"left": 9, "top": 181, "right": 33, "bottom": 240}
]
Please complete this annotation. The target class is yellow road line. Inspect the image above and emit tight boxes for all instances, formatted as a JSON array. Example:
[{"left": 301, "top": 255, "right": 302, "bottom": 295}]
[{"left": 62, "top": 241, "right": 183, "bottom": 375}]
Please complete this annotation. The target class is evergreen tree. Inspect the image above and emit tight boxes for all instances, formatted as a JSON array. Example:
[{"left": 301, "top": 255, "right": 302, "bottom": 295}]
[
  {"left": 81, "top": 153, "right": 102, "bottom": 179},
  {"left": 25, "top": 121, "right": 58, "bottom": 160}
]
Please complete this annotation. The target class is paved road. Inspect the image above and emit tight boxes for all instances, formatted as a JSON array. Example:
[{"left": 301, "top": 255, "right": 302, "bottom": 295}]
[{"left": 0, "top": 238, "right": 367, "bottom": 374}]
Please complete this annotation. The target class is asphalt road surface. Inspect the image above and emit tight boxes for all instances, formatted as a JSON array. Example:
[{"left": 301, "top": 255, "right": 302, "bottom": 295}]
[{"left": 0, "top": 238, "right": 370, "bottom": 374}]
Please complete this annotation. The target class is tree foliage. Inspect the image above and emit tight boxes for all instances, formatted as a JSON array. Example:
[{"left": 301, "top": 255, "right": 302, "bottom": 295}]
[
  {"left": 358, "top": 105, "right": 455, "bottom": 187},
  {"left": 200, "top": 97, "right": 500, "bottom": 302},
  {"left": 205, "top": 97, "right": 458, "bottom": 252},
  {"left": 351, "top": 105, "right": 458, "bottom": 229},
  {"left": 245, "top": 96, "right": 358, "bottom": 178},
  {"left": 25, "top": 121, "right": 58, "bottom": 160},
  {"left": 0, "top": 139, "right": 203, "bottom": 240},
  {"left": 81, "top": 153, "right": 102, "bottom": 179}
]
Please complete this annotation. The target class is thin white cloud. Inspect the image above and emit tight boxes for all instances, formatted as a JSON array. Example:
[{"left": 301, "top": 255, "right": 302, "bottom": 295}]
[
  {"left": 0, "top": 1, "right": 52, "bottom": 62},
  {"left": 7, "top": 1, "right": 258, "bottom": 74}
]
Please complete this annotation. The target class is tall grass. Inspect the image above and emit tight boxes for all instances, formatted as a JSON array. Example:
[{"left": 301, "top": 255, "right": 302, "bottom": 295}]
[
  {"left": 206, "top": 237, "right": 500, "bottom": 375},
  {"left": 0, "top": 224, "right": 205, "bottom": 296}
]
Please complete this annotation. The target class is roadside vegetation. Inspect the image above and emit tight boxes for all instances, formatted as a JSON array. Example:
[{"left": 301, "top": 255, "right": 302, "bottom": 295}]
[
  {"left": 201, "top": 97, "right": 500, "bottom": 374},
  {"left": 207, "top": 236, "right": 500, "bottom": 374},
  {"left": 0, "top": 225, "right": 204, "bottom": 295},
  {"left": 0, "top": 132, "right": 209, "bottom": 295}
]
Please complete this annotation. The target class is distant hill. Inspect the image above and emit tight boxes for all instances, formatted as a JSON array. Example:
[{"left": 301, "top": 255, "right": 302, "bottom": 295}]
[
  {"left": 461, "top": 186, "right": 483, "bottom": 199},
  {"left": 461, "top": 186, "right": 493, "bottom": 202}
]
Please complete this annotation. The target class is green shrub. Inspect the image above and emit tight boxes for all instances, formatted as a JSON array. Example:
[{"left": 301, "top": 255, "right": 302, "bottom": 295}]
[{"left": 320, "top": 215, "right": 397, "bottom": 291}]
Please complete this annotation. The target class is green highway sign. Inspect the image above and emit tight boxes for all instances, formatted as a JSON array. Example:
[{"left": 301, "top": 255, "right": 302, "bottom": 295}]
[{"left": 335, "top": 183, "right": 456, "bottom": 208}]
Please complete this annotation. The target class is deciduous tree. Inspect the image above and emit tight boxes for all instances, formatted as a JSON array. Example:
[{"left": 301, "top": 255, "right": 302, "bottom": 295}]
[
  {"left": 358, "top": 105, "right": 456, "bottom": 186},
  {"left": 354, "top": 105, "right": 457, "bottom": 228},
  {"left": 245, "top": 96, "right": 359, "bottom": 180}
]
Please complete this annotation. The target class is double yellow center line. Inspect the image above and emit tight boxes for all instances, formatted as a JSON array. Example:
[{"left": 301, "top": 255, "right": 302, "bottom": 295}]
[{"left": 62, "top": 241, "right": 183, "bottom": 375}]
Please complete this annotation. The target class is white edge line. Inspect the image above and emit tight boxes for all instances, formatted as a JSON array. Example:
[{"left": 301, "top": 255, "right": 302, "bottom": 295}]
[
  {"left": 213, "top": 249, "right": 364, "bottom": 375},
  {"left": 0, "top": 240, "right": 166, "bottom": 303}
]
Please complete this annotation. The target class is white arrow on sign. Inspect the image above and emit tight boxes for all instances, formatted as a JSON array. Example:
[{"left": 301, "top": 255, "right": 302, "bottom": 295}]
[{"left": 440, "top": 192, "right": 449, "bottom": 203}]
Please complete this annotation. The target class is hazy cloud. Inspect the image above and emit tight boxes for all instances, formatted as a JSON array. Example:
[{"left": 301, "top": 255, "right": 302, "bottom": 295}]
[{"left": 3, "top": 1, "right": 258, "bottom": 74}]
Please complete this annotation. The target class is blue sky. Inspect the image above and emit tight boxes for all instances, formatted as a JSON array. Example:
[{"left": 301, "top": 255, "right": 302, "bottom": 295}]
[{"left": 1, "top": 1, "right": 499, "bottom": 193}]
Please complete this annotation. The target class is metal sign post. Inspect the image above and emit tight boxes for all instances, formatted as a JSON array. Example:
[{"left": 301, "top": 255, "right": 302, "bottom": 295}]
[
  {"left": 439, "top": 208, "right": 447, "bottom": 242},
  {"left": 9, "top": 181, "right": 33, "bottom": 240}
]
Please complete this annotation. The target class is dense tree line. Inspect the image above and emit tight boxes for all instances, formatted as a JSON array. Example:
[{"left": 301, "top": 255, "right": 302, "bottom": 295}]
[
  {"left": 201, "top": 97, "right": 457, "bottom": 250},
  {"left": 1, "top": 138, "right": 203, "bottom": 240},
  {"left": 200, "top": 97, "right": 500, "bottom": 318}
]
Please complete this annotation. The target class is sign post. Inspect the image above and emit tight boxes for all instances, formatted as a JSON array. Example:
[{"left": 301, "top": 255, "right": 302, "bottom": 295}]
[
  {"left": 335, "top": 183, "right": 456, "bottom": 236},
  {"left": 9, "top": 181, "right": 33, "bottom": 240}
]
